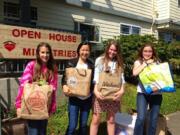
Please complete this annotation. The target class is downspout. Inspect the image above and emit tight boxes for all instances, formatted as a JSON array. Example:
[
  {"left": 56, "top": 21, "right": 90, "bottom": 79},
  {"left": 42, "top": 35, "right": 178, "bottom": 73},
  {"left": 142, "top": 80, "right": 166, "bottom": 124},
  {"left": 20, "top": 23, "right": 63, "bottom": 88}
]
[{"left": 151, "top": 0, "right": 157, "bottom": 34}]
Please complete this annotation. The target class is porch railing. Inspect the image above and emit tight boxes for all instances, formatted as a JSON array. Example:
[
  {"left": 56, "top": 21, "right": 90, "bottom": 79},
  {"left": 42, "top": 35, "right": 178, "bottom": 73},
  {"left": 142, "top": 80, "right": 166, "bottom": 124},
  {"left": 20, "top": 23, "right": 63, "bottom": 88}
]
[{"left": 0, "top": 60, "right": 66, "bottom": 77}]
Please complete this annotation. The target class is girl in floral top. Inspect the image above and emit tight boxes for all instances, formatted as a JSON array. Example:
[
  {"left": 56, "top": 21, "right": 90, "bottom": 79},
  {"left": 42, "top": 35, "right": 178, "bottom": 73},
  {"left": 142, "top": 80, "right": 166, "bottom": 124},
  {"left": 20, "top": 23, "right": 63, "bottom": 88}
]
[{"left": 15, "top": 42, "right": 58, "bottom": 135}]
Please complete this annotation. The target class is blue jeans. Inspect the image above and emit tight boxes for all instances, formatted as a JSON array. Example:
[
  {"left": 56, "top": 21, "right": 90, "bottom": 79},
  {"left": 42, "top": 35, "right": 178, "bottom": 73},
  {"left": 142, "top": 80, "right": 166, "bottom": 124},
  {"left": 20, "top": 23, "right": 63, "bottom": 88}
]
[
  {"left": 65, "top": 97, "right": 92, "bottom": 135},
  {"left": 134, "top": 93, "right": 162, "bottom": 135},
  {"left": 27, "top": 119, "right": 48, "bottom": 135}
]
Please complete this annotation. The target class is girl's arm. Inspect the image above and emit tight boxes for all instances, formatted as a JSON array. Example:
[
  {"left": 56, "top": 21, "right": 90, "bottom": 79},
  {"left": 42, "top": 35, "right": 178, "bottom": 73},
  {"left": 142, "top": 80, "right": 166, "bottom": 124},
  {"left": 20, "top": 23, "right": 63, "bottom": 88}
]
[
  {"left": 61, "top": 60, "right": 72, "bottom": 95},
  {"left": 93, "top": 57, "right": 104, "bottom": 100},
  {"left": 15, "top": 61, "right": 34, "bottom": 109},
  {"left": 94, "top": 83, "right": 104, "bottom": 100},
  {"left": 133, "top": 60, "right": 147, "bottom": 76}
]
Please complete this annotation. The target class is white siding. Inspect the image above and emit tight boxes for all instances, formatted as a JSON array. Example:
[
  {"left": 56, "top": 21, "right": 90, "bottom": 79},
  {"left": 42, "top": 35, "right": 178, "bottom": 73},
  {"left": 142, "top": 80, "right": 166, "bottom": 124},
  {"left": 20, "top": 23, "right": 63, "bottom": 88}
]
[
  {"left": 0, "top": 0, "right": 157, "bottom": 41},
  {"left": 170, "top": 0, "right": 180, "bottom": 21},
  {"left": 31, "top": 0, "right": 74, "bottom": 31},
  {"left": 90, "top": 0, "right": 153, "bottom": 19},
  {"left": 30, "top": 0, "right": 155, "bottom": 41},
  {"left": 156, "top": 0, "right": 170, "bottom": 20}
]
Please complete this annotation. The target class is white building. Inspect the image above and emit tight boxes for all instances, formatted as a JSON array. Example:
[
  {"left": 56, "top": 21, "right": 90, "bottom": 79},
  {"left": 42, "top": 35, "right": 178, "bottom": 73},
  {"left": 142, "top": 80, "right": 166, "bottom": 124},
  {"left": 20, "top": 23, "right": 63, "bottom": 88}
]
[{"left": 0, "top": 0, "right": 180, "bottom": 52}]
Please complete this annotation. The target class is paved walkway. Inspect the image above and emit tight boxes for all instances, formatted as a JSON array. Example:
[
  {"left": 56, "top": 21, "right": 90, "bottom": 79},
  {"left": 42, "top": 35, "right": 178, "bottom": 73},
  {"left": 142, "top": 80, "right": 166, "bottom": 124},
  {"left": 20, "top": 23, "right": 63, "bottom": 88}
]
[{"left": 166, "top": 111, "right": 180, "bottom": 135}]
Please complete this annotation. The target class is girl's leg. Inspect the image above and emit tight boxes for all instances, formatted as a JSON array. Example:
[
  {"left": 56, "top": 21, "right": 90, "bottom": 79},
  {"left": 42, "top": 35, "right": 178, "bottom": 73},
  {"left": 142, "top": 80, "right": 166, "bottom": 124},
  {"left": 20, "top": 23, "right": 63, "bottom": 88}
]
[
  {"left": 65, "top": 101, "right": 79, "bottom": 135},
  {"left": 27, "top": 120, "right": 39, "bottom": 135},
  {"left": 148, "top": 95, "right": 162, "bottom": 135},
  {"left": 134, "top": 93, "right": 148, "bottom": 135},
  {"left": 39, "top": 120, "right": 48, "bottom": 135},
  {"left": 90, "top": 113, "right": 101, "bottom": 135},
  {"left": 107, "top": 111, "right": 115, "bottom": 135},
  {"left": 79, "top": 100, "right": 91, "bottom": 135}
]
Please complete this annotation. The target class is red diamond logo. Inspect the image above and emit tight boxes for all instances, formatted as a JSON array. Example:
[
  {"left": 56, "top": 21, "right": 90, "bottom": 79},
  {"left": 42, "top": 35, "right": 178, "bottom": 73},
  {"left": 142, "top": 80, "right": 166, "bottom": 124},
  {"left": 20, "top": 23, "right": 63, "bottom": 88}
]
[{"left": 3, "top": 41, "right": 16, "bottom": 51}]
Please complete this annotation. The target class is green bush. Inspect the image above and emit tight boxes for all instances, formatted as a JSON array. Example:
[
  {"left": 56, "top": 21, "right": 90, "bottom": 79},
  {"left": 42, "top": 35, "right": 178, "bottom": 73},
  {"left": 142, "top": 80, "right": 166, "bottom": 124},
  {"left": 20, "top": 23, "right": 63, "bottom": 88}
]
[{"left": 167, "top": 42, "right": 180, "bottom": 74}]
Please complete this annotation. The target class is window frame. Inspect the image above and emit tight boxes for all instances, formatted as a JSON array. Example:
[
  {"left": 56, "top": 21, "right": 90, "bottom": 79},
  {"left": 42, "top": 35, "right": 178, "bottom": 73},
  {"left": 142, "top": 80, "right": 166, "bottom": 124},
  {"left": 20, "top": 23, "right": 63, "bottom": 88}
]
[
  {"left": 3, "top": 2, "right": 38, "bottom": 25},
  {"left": 4, "top": 2, "right": 19, "bottom": 18},
  {"left": 120, "top": 23, "right": 141, "bottom": 35},
  {"left": 75, "top": 22, "right": 101, "bottom": 43}
]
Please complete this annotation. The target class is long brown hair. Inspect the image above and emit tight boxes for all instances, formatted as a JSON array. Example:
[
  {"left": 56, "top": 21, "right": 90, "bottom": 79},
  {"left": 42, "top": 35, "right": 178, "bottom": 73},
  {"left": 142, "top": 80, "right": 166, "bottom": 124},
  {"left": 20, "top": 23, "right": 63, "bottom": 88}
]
[
  {"left": 138, "top": 43, "right": 160, "bottom": 64},
  {"left": 102, "top": 40, "right": 123, "bottom": 72},
  {"left": 33, "top": 42, "right": 56, "bottom": 81}
]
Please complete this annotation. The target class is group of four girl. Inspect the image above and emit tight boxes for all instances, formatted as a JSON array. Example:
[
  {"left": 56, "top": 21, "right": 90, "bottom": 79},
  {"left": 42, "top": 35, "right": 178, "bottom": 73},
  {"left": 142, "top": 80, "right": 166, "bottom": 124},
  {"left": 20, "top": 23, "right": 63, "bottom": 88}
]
[{"left": 15, "top": 41, "right": 162, "bottom": 135}]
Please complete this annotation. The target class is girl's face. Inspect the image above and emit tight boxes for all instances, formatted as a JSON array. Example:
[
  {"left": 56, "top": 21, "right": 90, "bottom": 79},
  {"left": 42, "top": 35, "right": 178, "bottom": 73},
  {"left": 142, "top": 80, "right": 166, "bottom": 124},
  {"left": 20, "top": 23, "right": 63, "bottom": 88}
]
[
  {"left": 108, "top": 44, "right": 117, "bottom": 60},
  {"left": 79, "top": 44, "right": 90, "bottom": 61},
  {"left": 142, "top": 46, "right": 153, "bottom": 60},
  {"left": 39, "top": 46, "right": 50, "bottom": 64}
]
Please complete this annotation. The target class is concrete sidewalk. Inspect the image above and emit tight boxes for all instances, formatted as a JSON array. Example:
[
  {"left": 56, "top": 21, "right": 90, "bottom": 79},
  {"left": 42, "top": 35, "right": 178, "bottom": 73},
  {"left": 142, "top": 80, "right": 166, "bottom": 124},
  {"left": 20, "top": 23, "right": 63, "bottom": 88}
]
[{"left": 166, "top": 111, "right": 180, "bottom": 135}]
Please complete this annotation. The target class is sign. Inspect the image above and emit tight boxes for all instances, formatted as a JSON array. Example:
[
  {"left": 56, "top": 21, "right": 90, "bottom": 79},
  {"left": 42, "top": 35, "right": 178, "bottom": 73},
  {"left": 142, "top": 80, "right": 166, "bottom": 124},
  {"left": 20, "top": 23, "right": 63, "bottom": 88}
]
[{"left": 0, "top": 24, "right": 81, "bottom": 59}]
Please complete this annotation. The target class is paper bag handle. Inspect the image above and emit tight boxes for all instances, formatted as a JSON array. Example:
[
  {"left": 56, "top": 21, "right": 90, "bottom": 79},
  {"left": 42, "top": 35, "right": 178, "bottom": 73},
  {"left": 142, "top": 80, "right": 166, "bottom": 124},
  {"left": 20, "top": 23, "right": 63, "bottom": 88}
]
[{"left": 76, "top": 69, "right": 87, "bottom": 77}]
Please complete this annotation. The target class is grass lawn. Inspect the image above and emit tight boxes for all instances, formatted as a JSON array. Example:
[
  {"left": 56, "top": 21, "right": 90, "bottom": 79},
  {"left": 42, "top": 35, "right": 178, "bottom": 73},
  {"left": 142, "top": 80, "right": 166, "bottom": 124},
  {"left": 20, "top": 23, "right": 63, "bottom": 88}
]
[{"left": 48, "top": 82, "right": 180, "bottom": 135}]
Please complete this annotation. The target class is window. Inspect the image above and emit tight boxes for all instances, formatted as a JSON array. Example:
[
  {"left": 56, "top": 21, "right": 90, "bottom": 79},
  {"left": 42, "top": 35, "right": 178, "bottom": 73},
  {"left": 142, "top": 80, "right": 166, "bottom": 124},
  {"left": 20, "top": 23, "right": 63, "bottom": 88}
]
[
  {"left": 31, "top": 7, "right": 38, "bottom": 21},
  {"left": 120, "top": 24, "right": 141, "bottom": 35},
  {"left": 4, "top": 2, "right": 19, "bottom": 18},
  {"left": 121, "top": 24, "right": 130, "bottom": 34},
  {"left": 74, "top": 22, "right": 100, "bottom": 43},
  {"left": 176, "top": 35, "right": 180, "bottom": 41},
  {"left": 132, "top": 26, "right": 141, "bottom": 34},
  {"left": 4, "top": 2, "right": 37, "bottom": 24},
  {"left": 159, "top": 32, "right": 173, "bottom": 43}
]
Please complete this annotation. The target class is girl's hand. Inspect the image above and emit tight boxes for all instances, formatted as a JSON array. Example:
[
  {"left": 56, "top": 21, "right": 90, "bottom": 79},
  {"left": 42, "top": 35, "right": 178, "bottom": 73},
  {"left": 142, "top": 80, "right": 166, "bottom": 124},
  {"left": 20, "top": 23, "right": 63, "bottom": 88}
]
[
  {"left": 113, "top": 90, "right": 124, "bottom": 101},
  {"left": 94, "top": 89, "right": 104, "bottom": 100},
  {"left": 152, "top": 86, "right": 159, "bottom": 93},
  {"left": 16, "top": 108, "right": 21, "bottom": 117},
  {"left": 145, "top": 59, "right": 154, "bottom": 65},
  {"left": 63, "top": 85, "right": 71, "bottom": 96}
]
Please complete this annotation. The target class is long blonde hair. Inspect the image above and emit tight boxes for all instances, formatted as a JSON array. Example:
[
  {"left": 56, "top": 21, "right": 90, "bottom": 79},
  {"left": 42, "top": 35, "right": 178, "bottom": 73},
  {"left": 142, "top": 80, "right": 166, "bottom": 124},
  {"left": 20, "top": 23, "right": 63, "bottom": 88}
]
[{"left": 33, "top": 42, "right": 56, "bottom": 82}]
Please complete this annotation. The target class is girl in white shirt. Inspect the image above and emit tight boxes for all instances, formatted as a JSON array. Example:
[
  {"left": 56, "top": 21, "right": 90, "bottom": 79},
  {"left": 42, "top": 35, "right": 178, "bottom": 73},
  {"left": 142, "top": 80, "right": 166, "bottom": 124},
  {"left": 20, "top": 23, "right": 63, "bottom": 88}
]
[{"left": 90, "top": 40, "right": 125, "bottom": 135}]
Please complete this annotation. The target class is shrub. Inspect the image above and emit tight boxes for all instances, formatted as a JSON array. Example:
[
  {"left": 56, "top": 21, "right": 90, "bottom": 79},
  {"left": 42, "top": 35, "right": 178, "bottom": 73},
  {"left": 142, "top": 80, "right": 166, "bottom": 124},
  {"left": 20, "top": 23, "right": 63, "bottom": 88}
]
[{"left": 167, "top": 42, "right": 180, "bottom": 74}]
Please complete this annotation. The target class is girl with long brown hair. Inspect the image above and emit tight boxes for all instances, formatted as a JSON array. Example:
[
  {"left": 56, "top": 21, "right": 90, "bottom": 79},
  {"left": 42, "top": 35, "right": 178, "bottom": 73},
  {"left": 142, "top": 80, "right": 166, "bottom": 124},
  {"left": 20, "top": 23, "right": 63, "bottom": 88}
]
[
  {"left": 15, "top": 42, "right": 58, "bottom": 135},
  {"left": 90, "top": 40, "right": 125, "bottom": 135},
  {"left": 133, "top": 43, "right": 162, "bottom": 135}
]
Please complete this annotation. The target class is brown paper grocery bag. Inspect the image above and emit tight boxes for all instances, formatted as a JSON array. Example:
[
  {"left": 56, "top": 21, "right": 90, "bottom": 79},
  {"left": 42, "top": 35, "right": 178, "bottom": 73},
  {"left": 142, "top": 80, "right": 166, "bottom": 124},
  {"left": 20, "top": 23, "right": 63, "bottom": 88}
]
[
  {"left": 98, "top": 71, "right": 122, "bottom": 100},
  {"left": 19, "top": 83, "right": 53, "bottom": 120},
  {"left": 65, "top": 68, "right": 92, "bottom": 97}
]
